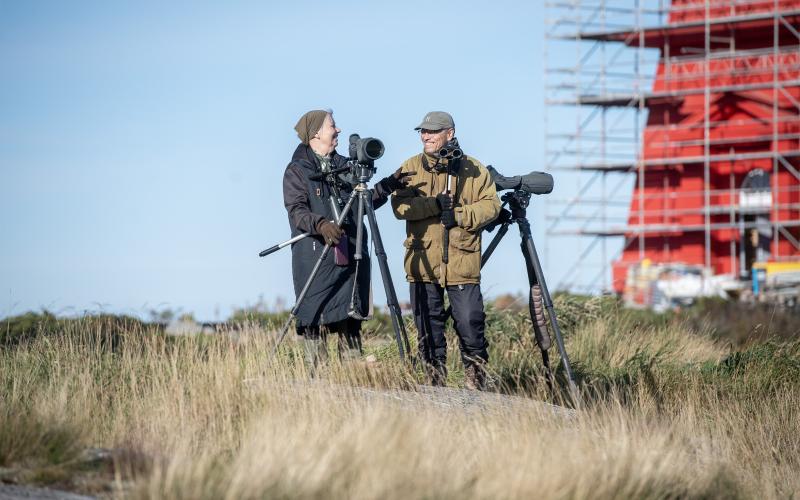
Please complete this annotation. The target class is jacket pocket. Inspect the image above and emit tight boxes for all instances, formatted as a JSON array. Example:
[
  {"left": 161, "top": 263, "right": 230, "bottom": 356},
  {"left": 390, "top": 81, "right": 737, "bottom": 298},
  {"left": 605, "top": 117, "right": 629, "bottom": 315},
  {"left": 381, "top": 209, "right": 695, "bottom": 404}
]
[
  {"left": 449, "top": 227, "right": 480, "bottom": 252},
  {"left": 403, "top": 238, "right": 436, "bottom": 282}
]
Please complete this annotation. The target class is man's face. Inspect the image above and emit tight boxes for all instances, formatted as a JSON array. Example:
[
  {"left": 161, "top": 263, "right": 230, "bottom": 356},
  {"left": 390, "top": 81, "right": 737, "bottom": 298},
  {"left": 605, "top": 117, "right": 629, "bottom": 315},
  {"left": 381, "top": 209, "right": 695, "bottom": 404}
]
[
  {"left": 315, "top": 114, "right": 340, "bottom": 154},
  {"left": 420, "top": 128, "right": 454, "bottom": 156}
]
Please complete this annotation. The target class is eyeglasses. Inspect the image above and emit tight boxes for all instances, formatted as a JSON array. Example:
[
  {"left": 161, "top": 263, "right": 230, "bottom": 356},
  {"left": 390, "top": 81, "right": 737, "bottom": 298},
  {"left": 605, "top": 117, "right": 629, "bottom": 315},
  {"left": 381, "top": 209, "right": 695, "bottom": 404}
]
[{"left": 418, "top": 129, "right": 449, "bottom": 136}]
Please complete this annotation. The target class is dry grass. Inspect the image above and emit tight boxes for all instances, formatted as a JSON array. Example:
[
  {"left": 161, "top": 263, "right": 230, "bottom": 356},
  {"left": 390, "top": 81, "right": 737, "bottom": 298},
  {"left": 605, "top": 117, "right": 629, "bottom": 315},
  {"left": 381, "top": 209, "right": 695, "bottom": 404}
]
[{"left": 1, "top": 313, "right": 799, "bottom": 499}]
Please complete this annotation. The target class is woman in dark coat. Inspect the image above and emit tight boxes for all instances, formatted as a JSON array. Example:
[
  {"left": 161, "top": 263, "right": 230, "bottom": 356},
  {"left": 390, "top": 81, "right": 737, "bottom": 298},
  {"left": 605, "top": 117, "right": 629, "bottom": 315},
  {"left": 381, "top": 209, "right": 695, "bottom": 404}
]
[{"left": 282, "top": 109, "right": 410, "bottom": 368}]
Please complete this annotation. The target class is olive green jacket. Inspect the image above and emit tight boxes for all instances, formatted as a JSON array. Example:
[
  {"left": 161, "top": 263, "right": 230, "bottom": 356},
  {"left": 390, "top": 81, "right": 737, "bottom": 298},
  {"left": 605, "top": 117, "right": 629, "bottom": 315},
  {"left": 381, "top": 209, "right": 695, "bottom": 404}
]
[{"left": 391, "top": 153, "right": 501, "bottom": 285}]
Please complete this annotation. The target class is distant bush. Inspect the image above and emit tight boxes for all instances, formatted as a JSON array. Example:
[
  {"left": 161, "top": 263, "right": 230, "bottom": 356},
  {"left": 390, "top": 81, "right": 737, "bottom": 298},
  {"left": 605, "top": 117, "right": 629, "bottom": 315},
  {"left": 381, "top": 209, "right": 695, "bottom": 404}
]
[
  {"left": 227, "top": 308, "right": 291, "bottom": 330},
  {"left": 680, "top": 297, "right": 800, "bottom": 345},
  {"left": 545, "top": 294, "right": 800, "bottom": 346},
  {"left": 1, "top": 311, "right": 150, "bottom": 349},
  {"left": 227, "top": 306, "right": 395, "bottom": 339},
  {"left": 0, "top": 311, "right": 60, "bottom": 347}
]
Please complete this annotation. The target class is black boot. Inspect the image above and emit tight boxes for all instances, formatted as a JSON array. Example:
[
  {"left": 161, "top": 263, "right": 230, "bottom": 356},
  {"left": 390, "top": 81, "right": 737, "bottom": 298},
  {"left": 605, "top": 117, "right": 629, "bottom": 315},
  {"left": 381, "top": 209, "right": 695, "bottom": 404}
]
[
  {"left": 464, "top": 363, "right": 486, "bottom": 391},
  {"left": 427, "top": 360, "right": 447, "bottom": 387}
]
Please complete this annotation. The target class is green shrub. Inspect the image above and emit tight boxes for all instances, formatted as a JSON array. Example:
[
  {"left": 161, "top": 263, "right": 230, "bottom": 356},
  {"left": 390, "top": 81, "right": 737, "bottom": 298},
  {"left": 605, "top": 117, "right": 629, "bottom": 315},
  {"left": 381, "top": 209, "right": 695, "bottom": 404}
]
[
  {"left": 228, "top": 306, "right": 395, "bottom": 339},
  {"left": 0, "top": 409, "right": 82, "bottom": 468},
  {"left": 0, "top": 311, "right": 59, "bottom": 347},
  {"left": 1, "top": 312, "right": 150, "bottom": 350},
  {"left": 681, "top": 297, "right": 800, "bottom": 346}
]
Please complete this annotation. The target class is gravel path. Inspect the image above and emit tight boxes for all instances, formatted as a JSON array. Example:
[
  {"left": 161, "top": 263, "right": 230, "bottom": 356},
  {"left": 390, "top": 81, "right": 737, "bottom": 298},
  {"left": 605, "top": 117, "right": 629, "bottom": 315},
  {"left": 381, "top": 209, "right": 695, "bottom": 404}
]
[
  {"left": 0, "top": 485, "right": 95, "bottom": 500},
  {"left": 359, "top": 384, "right": 576, "bottom": 418},
  {"left": 246, "top": 378, "right": 577, "bottom": 419}
]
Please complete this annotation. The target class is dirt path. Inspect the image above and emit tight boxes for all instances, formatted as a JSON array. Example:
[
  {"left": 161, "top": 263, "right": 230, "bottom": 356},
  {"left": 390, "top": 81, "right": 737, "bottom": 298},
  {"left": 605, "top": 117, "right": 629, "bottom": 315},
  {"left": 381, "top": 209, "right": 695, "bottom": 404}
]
[
  {"left": 355, "top": 384, "right": 576, "bottom": 417},
  {"left": 246, "top": 378, "right": 577, "bottom": 418},
  {"left": 0, "top": 484, "right": 95, "bottom": 500}
]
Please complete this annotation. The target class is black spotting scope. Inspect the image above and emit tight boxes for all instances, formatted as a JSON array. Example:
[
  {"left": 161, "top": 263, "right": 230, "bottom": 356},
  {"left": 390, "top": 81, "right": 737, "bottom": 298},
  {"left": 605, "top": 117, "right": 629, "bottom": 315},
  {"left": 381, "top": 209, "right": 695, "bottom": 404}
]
[
  {"left": 349, "top": 134, "right": 384, "bottom": 163},
  {"left": 487, "top": 165, "right": 553, "bottom": 195}
]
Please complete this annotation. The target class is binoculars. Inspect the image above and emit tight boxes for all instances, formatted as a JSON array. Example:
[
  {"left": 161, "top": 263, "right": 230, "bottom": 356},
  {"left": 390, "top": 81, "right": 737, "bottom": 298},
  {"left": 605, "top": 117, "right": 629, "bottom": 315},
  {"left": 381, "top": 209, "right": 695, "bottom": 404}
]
[{"left": 438, "top": 138, "right": 463, "bottom": 160}]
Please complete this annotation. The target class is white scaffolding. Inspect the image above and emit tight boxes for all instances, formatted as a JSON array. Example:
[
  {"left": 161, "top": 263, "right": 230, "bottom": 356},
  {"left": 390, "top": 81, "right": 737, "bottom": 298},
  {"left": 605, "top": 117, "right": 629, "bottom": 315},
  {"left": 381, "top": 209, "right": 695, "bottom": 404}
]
[{"left": 544, "top": 0, "right": 800, "bottom": 294}]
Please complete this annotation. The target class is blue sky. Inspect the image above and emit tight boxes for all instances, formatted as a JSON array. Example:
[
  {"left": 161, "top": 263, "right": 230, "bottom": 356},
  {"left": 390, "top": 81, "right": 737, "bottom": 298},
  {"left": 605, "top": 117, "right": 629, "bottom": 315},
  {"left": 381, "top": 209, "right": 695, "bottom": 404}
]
[{"left": 1, "top": 1, "right": 641, "bottom": 321}]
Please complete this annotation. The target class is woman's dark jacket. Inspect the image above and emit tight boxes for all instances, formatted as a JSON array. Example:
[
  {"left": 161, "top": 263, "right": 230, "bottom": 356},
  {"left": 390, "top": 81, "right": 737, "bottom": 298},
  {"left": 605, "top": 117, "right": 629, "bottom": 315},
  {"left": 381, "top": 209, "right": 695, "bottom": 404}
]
[{"left": 282, "top": 143, "right": 392, "bottom": 328}]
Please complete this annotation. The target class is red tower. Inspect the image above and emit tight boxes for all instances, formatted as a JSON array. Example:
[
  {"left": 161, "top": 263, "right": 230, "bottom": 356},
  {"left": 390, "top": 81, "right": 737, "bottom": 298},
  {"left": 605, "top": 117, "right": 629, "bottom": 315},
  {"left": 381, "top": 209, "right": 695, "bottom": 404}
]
[
  {"left": 612, "top": 0, "right": 800, "bottom": 291},
  {"left": 545, "top": 1, "right": 800, "bottom": 295}
]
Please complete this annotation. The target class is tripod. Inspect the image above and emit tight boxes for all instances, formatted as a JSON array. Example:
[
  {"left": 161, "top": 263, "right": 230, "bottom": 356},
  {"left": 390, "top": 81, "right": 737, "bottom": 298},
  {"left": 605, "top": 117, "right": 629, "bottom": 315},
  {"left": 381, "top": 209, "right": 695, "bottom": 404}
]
[
  {"left": 482, "top": 189, "right": 578, "bottom": 398},
  {"left": 270, "top": 164, "right": 413, "bottom": 362}
]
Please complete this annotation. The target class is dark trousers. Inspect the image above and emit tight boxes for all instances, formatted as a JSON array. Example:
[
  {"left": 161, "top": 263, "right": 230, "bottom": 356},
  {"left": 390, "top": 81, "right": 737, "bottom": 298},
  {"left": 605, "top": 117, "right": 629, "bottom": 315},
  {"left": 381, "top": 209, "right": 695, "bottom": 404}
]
[{"left": 410, "top": 282, "right": 489, "bottom": 369}]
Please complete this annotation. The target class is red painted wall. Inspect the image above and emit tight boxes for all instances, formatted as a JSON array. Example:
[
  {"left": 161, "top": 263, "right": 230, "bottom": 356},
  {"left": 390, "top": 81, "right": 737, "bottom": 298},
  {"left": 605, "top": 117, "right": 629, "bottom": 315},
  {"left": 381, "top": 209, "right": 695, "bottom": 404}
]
[{"left": 612, "top": 0, "right": 800, "bottom": 291}]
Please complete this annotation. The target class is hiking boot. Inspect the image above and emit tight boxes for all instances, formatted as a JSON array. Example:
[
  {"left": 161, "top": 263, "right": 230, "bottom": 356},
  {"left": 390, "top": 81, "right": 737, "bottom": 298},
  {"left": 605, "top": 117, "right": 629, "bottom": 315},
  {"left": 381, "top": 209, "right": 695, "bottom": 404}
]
[
  {"left": 464, "top": 364, "right": 486, "bottom": 391},
  {"left": 426, "top": 361, "right": 447, "bottom": 387}
]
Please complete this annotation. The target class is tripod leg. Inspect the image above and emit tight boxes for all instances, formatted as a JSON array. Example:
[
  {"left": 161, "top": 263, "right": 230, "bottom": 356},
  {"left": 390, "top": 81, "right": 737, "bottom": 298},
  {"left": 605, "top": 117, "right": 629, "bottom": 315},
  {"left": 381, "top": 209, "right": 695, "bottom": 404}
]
[
  {"left": 354, "top": 188, "right": 366, "bottom": 260},
  {"left": 347, "top": 259, "right": 367, "bottom": 321},
  {"left": 481, "top": 222, "right": 511, "bottom": 268},
  {"left": 517, "top": 219, "right": 579, "bottom": 400},
  {"left": 440, "top": 221, "right": 510, "bottom": 320},
  {"left": 411, "top": 283, "right": 447, "bottom": 384},
  {"left": 364, "top": 194, "right": 412, "bottom": 362},
  {"left": 518, "top": 235, "right": 555, "bottom": 391},
  {"left": 529, "top": 282, "right": 555, "bottom": 392},
  {"left": 539, "top": 349, "right": 553, "bottom": 393},
  {"left": 272, "top": 243, "right": 334, "bottom": 357},
  {"left": 272, "top": 190, "right": 359, "bottom": 358},
  {"left": 348, "top": 193, "right": 367, "bottom": 320}
]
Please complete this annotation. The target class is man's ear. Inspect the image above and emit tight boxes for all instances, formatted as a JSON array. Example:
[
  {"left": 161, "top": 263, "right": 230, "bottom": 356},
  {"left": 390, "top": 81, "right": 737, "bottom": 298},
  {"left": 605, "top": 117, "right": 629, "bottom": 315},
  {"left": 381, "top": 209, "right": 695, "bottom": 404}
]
[{"left": 446, "top": 129, "right": 455, "bottom": 140}]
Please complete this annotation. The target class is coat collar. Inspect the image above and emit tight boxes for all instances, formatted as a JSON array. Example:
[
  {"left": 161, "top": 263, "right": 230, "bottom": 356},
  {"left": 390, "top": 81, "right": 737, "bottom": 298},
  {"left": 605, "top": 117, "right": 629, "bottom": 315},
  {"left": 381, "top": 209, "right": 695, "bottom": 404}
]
[
  {"left": 421, "top": 152, "right": 459, "bottom": 173},
  {"left": 291, "top": 143, "right": 318, "bottom": 169},
  {"left": 291, "top": 143, "right": 345, "bottom": 171}
]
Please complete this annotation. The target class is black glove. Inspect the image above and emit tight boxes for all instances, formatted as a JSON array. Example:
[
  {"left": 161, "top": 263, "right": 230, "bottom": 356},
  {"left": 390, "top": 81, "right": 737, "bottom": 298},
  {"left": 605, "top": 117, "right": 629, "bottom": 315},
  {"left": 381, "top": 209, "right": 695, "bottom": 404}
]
[
  {"left": 316, "top": 220, "right": 344, "bottom": 245},
  {"left": 381, "top": 169, "right": 416, "bottom": 191},
  {"left": 440, "top": 209, "right": 457, "bottom": 229},
  {"left": 435, "top": 192, "right": 453, "bottom": 211}
]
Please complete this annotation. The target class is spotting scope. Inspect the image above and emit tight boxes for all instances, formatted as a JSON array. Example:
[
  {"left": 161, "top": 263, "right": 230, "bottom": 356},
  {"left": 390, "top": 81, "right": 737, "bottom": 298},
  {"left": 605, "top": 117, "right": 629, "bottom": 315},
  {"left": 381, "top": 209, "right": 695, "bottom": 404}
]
[{"left": 487, "top": 165, "right": 553, "bottom": 194}]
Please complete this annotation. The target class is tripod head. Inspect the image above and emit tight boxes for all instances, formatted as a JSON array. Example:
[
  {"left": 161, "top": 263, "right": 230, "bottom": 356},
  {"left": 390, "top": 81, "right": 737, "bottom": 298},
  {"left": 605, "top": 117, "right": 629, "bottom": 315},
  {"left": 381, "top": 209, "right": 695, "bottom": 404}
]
[{"left": 502, "top": 190, "right": 531, "bottom": 215}]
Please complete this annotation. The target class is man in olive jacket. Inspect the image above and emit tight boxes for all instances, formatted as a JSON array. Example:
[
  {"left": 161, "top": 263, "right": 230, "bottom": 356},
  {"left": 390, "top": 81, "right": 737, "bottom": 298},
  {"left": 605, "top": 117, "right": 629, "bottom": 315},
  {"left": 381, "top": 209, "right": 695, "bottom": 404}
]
[{"left": 391, "top": 111, "right": 501, "bottom": 389}]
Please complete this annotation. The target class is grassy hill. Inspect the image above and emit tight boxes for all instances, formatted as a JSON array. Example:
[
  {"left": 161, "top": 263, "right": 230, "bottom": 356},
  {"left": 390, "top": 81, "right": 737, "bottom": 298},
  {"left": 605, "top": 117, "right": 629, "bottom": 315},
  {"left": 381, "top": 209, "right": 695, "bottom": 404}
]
[{"left": 1, "top": 298, "right": 799, "bottom": 498}]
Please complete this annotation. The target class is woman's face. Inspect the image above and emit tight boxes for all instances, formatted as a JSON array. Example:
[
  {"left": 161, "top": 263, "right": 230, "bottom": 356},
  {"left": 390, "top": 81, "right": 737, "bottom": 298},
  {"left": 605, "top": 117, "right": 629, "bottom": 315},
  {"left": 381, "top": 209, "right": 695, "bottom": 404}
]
[{"left": 314, "top": 114, "right": 340, "bottom": 155}]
